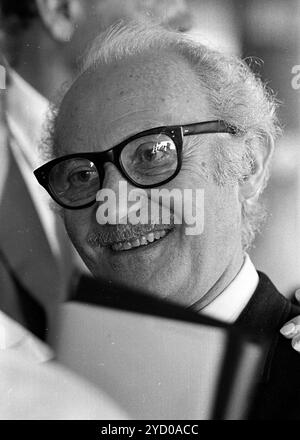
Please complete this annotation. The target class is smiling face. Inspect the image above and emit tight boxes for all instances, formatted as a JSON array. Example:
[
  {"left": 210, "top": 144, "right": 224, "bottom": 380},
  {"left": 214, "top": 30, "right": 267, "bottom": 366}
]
[{"left": 56, "top": 50, "right": 244, "bottom": 307}]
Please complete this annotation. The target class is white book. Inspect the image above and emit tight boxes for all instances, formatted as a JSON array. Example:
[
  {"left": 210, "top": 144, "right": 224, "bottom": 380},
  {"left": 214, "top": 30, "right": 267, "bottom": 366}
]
[{"left": 52, "top": 283, "right": 264, "bottom": 420}]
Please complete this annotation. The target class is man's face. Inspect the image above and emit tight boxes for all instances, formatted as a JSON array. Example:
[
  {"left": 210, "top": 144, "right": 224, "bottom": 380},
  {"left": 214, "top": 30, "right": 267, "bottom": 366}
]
[{"left": 56, "top": 51, "right": 243, "bottom": 306}]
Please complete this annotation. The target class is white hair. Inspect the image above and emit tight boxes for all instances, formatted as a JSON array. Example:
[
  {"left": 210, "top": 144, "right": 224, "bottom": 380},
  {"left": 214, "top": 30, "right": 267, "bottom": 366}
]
[{"left": 51, "top": 21, "right": 281, "bottom": 249}]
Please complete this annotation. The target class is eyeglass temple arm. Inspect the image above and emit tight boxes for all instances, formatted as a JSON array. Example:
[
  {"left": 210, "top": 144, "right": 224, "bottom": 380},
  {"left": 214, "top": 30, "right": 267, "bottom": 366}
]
[{"left": 182, "top": 121, "right": 237, "bottom": 136}]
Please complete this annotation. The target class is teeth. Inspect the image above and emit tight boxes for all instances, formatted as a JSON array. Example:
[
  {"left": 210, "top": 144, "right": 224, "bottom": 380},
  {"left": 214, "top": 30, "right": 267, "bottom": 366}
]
[
  {"left": 147, "top": 233, "right": 154, "bottom": 242},
  {"left": 131, "top": 239, "right": 141, "bottom": 248},
  {"left": 140, "top": 236, "right": 147, "bottom": 245},
  {"left": 111, "top": 229, "right": 170, "bottom": 252},
  {"left": 112, "top": 242, "right": 122, "bottom": 251}
]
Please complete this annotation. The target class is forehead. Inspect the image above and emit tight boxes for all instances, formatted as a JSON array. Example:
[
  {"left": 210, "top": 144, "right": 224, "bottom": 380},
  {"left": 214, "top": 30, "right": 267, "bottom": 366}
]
[{"left": 55, "top": 50, "right": 210, "bottom": 155}]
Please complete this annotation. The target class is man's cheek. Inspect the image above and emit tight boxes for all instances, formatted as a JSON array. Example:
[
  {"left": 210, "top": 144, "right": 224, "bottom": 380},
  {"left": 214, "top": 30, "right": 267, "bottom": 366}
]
[
  {"left": 64, "top": 213, "right": 90, "bottom": 249},
  {"left": 181, "top": 189, "right": 205, "bottom": 236}
]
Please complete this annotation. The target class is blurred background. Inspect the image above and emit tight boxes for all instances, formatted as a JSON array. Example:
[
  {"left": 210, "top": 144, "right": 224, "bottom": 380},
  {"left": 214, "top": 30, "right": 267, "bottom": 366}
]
[{"left": 0, "top": 0, "right": 299, "bottom": 302}]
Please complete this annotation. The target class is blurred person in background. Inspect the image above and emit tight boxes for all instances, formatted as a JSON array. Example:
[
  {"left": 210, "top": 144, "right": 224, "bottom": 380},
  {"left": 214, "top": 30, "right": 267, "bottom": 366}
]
[
  {"left": 35, "top": 22, "right": 300, "bottom": 419},
  {"left": 0, "top": 0, "right": 190, "bottom": 418}
]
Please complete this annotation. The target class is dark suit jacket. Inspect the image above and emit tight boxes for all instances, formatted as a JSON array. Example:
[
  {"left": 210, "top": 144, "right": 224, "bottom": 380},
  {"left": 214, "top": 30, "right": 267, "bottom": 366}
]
[{"left": 235, "top": 271, "right": 300, "bottom": 419}]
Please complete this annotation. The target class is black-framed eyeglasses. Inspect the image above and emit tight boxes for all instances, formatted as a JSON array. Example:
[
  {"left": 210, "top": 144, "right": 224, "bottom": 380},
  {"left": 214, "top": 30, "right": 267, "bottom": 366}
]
[{"left": 34, "top": 120, "right": 237, "bottom": 210}]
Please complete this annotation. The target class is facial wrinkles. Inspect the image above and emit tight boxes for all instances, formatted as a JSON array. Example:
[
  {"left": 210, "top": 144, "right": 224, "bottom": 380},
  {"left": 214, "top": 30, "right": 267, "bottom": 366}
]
[
  {"left": 57, "top": 50, "right": 209, "bottom": 153},
  {"left": 58, "top": 92, "right": 183, "bottom": 155},
  {"left": 97, "top": 87, "right": 194, "bottom": 150},
  {"left": 99, "top": 111, "right": 169, "bottom": 151},
  {"left": 181, "top": 136, "right": 211, "bottom": 182}
]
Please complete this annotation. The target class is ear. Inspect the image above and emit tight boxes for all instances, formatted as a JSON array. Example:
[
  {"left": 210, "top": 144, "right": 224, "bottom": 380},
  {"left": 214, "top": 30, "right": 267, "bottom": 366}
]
[
  {"left": 35, "top": 0, "right": 76, "bottom": 43},
  {"left": 238, "top": 135, "right": 274, "bottom": 202}
]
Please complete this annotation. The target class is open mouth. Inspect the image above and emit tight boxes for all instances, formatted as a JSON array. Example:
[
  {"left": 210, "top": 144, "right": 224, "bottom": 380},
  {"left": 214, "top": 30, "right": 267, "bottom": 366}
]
[{"left": 110, "top": 229, "right": 172, "bottom": 252}]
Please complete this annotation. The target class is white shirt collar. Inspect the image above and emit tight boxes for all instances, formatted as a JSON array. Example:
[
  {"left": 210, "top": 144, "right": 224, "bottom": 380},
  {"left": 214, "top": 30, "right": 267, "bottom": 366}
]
[
  {"left": 0, "top": 310, "right": 53, "bottom": 363},
  {"left": 200, "top": 254, "right": 259, "bottom": 323}
]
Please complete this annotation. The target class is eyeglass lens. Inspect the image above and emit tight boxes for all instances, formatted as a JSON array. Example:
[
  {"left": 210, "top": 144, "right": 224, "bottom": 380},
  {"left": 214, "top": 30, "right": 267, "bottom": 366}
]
[{"left": 48, "top": 133, "right": 178, "bottom": 207}]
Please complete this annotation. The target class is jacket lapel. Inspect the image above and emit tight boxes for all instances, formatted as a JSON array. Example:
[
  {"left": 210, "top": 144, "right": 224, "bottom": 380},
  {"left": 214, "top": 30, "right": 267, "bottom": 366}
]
[
  {"left": 235, "top": 271, "right": 292, "bottom": 384},
  {"left": 235, "top": 271, "right": 291, "bottom": 338},
  {"left": 0, "top": 146, "right": 64, "bottom": 307}
]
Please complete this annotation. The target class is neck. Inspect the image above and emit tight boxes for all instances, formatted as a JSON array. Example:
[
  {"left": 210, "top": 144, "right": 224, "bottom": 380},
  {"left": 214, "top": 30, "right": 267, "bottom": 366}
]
[
  {"left": 188, "top": 245, "right": 244, "bottom": 311},
  {"left": 10, "top": 22, "right": 72, "bottom": 101}
]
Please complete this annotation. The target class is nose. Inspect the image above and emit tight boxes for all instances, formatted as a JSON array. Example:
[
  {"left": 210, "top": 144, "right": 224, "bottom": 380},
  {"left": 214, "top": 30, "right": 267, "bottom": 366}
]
[
  {"left": 101, "top": 162, "right": 124, "bottom": 192},
  {"left": 95, "top": 162, "right": 147, "bottom": 225}
]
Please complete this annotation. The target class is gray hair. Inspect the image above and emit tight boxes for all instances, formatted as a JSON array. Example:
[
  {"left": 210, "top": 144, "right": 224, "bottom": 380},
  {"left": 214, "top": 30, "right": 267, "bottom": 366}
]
[{"left": 47, "top": 21, "right": 281, "bottom": 249}]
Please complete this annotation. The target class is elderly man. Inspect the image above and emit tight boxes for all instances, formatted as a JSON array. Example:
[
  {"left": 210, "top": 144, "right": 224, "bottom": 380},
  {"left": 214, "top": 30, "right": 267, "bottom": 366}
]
[{"left": 34, "top": 22, "right": 300, "bottom": 419}]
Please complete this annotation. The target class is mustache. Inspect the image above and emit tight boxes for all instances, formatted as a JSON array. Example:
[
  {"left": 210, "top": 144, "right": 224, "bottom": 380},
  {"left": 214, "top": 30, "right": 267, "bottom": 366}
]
[{"left": 87, "top": 222, "right": 175, "bottom": 248}]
